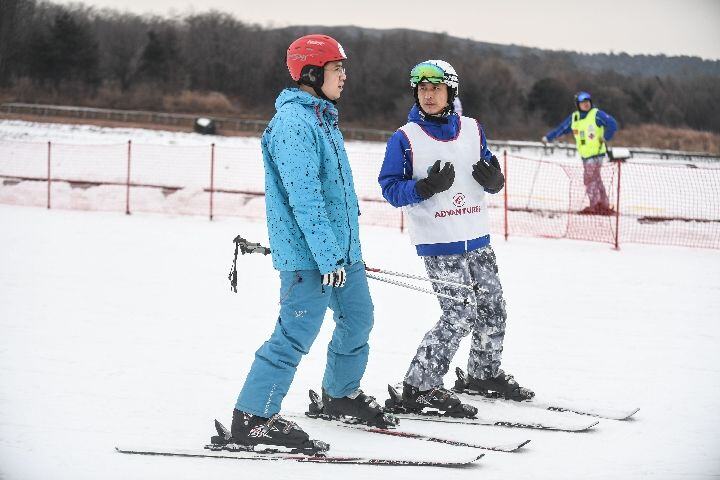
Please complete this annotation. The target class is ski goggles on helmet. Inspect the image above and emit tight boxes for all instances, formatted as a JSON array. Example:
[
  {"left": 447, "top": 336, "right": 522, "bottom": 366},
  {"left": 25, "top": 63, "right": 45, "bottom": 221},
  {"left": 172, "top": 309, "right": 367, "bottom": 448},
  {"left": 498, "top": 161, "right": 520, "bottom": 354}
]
[
  {"left": 576, "top": 91, "right": 592, "bottom": 102},
  {"left": 410, "top": 62, "right": 446, "bottom": 87}
]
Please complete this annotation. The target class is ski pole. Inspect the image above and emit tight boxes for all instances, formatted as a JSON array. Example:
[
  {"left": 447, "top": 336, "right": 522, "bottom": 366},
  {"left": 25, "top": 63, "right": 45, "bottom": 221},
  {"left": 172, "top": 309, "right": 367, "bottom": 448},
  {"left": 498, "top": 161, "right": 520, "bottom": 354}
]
[
  {"left": 234, "top": 236, "right": 271, "bottom": 256},
  {"left": 366, "top": 272, "right": 476, "bottom": 306},
  {"left": 229, "top": 236, "right": 271, "bottom": 293},
  {"left": 365, "top": 266, "right": 477, "bottom": 291},
  {"left": 227, "top": 236, "right": 480, "bottom": 303}
]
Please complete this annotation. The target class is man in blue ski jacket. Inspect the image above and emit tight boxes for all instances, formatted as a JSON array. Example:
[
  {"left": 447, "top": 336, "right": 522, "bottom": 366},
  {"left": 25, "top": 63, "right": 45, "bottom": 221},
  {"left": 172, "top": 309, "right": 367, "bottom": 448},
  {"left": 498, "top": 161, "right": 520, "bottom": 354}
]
[
  {"left": 229, "top": 34, "right": 394, "bottom": 454},
  {"left": 542, "top": 91, "right": 619, "bottom": 215},
  {"left": 379, "top": 60, "right": 534, "bottom": 418}
]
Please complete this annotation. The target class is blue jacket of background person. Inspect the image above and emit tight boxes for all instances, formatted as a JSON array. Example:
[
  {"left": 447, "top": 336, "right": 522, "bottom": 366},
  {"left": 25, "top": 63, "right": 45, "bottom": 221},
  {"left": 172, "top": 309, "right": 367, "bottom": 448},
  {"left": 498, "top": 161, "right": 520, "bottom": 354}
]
[
  {"left": 261, "top": 88, "right": 362, "bottom": 274},
  {"left": 378, "top": 105, "right": 497, "bottom": 256},
  {"left": 545, "top": 108, "right": 618, "bottom": 144}
]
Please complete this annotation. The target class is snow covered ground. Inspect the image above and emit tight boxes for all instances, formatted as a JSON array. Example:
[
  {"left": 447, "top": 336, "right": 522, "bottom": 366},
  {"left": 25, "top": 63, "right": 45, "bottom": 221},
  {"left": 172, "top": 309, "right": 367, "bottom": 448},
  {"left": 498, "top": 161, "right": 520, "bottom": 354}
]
[
  {"left": 1, "top": 203, "right": 719, "bottom": 479},
  {"left": 1, "top": 120, "right": 720, "bottom": 478}
]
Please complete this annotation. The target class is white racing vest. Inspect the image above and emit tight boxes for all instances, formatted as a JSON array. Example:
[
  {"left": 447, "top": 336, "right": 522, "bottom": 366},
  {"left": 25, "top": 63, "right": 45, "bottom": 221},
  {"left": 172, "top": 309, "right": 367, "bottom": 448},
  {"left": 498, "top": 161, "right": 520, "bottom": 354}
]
[{"left": 400, "top": 116, "right": 490, "bottom": 246}]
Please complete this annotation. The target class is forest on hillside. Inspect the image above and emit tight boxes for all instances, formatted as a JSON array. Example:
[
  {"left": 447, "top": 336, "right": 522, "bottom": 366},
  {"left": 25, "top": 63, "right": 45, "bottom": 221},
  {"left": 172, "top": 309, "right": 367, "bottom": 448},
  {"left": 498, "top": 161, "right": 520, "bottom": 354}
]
[{"left": 1, "top": 0, "right": 719, "bottom": 144}]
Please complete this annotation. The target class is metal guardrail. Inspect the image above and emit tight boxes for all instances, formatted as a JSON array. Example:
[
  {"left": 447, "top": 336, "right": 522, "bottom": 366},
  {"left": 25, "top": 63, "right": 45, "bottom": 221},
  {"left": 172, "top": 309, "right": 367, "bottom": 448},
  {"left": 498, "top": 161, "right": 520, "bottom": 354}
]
[{"left": 2, "top": 102, "right": 719, "bottom": 161}]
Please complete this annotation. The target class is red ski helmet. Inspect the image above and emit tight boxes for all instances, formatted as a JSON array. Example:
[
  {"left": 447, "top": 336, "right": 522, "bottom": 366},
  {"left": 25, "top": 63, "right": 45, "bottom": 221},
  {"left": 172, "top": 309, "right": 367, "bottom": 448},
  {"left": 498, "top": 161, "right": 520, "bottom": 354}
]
[{"left": 286, "top": 34, "right": 347, "bottom": 83}]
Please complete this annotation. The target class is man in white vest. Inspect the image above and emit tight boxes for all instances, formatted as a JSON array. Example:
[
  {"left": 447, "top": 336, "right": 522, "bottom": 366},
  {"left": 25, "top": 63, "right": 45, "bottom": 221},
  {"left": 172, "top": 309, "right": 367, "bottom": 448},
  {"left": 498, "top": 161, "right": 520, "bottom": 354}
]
[{"left": 378, "top": 60, "right": 534, "bottom": 414}]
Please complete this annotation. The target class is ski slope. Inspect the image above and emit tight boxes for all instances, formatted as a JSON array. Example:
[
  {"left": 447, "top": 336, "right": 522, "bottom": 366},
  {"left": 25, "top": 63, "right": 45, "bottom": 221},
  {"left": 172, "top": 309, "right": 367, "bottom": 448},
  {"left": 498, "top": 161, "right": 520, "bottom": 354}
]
[
  {"left": 1, "top": 204, "right": 719, "bottom": 479},
  {"left": 1, "top": 121, "right": 720, "bottom": 479}
]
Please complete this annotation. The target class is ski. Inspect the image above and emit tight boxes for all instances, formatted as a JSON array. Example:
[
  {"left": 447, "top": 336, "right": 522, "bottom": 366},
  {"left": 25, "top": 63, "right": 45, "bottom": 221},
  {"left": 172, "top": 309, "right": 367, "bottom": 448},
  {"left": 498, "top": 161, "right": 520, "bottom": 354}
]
[
  {"left": 116, "top": 418, "right": 483, "bottom": 468},
  {"left": 393, "top": 411, "right": 598, "bottom": 432},
  {"left": 453, "top": 367, "right": 640, "bottom": 421},
  {"left": 115, "top": 445, "right": 483, "bottom": 467},
  {"left": 345, "top": 422, "right": 529, "bottom": 452},
  {"left": 297, "top": 389, "right": 529, "bottom": 452},
  {"left": 457, "top": 391, "right": 639, "bottom": 421},
  {"left": 292, "top": 416, "right": 528, "bottom": 453},
  {"left": 382, "top": 383, "right": 595, "bottom": 432}
]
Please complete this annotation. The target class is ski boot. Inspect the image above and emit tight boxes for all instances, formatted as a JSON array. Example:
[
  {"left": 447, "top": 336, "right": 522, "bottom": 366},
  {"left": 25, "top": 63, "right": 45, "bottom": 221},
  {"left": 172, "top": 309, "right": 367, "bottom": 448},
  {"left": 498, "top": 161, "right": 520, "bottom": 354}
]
[
  {"left": 309, "top": 388, "right": 398, "bottom": 429},
  {"left": 208, "top": 409, "right": 329, "bottom": 455},
  {"left": 385, "top": 383, "right": 478, "bottom": 418},
  {"left": 454, "top": 367, "right": 535, "bottom": 401}
]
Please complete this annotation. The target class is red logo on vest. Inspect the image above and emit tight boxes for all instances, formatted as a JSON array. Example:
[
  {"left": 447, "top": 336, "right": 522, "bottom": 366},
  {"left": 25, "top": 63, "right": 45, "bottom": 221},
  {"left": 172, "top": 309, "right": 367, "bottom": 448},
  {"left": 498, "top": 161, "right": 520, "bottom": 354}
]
[{"left": 452, "top": 193, "right": 466, "bottom": 207}]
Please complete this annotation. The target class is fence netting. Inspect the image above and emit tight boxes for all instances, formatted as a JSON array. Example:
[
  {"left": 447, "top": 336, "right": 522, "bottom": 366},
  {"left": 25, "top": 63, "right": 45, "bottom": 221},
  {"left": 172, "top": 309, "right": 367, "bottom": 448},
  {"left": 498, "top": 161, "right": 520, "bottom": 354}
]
[{"left": 1, "top": 139, "right": 718, "bottom": 249}]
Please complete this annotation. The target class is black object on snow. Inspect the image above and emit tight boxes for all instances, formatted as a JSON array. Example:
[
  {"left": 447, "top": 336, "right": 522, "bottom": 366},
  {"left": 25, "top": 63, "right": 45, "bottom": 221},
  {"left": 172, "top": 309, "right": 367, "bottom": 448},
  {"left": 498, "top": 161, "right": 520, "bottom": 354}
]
[{"left": 194, "top": 117, "right": 216, "bottom": 135}]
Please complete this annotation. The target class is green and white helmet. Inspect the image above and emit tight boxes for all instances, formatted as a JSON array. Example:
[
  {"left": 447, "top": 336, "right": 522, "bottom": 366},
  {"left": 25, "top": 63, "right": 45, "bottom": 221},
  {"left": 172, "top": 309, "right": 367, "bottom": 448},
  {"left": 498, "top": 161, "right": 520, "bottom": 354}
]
[{"left": 409, "top": 59, "right": 459, "bottom": 99}]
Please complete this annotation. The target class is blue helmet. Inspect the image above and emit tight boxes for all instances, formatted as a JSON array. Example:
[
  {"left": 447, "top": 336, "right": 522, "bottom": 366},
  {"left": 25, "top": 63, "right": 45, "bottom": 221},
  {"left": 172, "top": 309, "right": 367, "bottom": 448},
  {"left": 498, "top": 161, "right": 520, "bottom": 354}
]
[{"left": 575, "top": 91, "right": 592, "bottom": 103}]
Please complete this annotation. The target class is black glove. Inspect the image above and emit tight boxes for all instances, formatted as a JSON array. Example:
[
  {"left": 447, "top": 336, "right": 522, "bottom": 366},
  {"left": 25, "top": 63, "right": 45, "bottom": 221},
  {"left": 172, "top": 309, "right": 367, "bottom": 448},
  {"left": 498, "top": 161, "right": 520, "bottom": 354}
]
[
  {"left": 415, "top": 160, "right": 455, "bottom": 200},
  {"left": 472, "top": 155, "right": 505, "bottom": 193}
]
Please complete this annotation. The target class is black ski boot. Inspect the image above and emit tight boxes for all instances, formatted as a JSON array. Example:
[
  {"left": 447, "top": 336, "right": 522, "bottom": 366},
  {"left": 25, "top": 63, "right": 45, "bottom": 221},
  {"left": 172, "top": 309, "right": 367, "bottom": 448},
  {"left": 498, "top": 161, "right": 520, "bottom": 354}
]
[
  {"left": 216, "top": 409, "right": 329, "bottom": 454},
  {"left": 401, "top": 382, "right": 478, "bottom": 417},
  {"left": 385, "top": 384, "right": 478, "bottom": 418},
  {"left": 454, "top": 367, "right": 535, "bottom": 401},
  {"left": 319, "top": 388, "right": 399, "bottom": 429}
]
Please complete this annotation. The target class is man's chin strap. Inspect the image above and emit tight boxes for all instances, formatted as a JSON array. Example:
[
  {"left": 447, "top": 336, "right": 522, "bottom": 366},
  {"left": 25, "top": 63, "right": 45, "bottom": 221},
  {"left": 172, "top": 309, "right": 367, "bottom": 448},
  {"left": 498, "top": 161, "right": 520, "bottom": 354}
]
[
  {"left": 312, "top": 85, "right": 336, "bottom": 104},
  {"left": 297, "top": 81, "right": 336, "bottom": 104}
]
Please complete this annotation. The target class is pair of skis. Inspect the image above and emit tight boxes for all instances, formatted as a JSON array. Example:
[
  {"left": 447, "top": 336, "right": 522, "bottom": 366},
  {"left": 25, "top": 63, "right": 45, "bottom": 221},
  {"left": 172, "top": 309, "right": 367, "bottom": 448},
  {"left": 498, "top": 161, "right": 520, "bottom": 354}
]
[
  {"left": 384, "top": 383, "right": 599, "bottom": 433},
  {"left": 117, "top": 384, "right": 638, "bottom": 467},
  {"left": 115, "top": 445, "right": 484, "bottom": 467},
  {"left": 116, "top": 418, "right": 484, "bottom": 468},
  {"left": 299, "top": 389, "right": 530, "bottom": 452},
  {"left": 450, "top": 368, "right": 639, "bottom": 421}
]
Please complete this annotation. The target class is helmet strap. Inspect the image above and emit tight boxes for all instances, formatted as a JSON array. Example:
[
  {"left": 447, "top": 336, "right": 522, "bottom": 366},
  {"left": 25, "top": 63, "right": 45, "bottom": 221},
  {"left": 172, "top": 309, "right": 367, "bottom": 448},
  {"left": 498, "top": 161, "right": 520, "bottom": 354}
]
[
  {"left": 298, "top": 65, "right": 335, "bottom": 103},
  {"left": 313, "top": 85, "right": 335, "bottom": 103}
]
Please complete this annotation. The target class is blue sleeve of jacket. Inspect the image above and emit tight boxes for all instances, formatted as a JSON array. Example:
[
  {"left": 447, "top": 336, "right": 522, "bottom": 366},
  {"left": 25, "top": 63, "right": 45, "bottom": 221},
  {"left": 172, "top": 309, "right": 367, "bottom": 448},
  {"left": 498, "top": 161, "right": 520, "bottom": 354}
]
[
  {"left": 477, "top": 121, "right": 502, "bottom": 194},
  {"left": 265, "top": 113, "right": 343, "bottom": 274},
  {"left": 378, "top": 130, "right": 424, "bottom": 208},
  {"left": 596, "top": 110, "right": 618, "bottom": 141},
  {"left": 478, "top": 121, "right": 494, "bottom": 161},
  {"left": 545, "top": 114, "right": 573, "bottom": 142}
]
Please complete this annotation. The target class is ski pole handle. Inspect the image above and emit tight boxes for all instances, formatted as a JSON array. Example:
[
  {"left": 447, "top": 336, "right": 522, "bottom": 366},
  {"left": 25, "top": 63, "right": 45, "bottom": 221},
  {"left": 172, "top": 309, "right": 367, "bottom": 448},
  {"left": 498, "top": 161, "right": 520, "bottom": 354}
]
[
  {"left": 365, "top": 266, "right": 476, "bottom": 291},
  {"left": 233, "top": 236, "right": 271, "bottom": 255},
  {"left": 366, "top": 272, "right": 476, "bottom": 306},
  {"left": 229, "top": 236, "right": 271, "bottom": 293}
]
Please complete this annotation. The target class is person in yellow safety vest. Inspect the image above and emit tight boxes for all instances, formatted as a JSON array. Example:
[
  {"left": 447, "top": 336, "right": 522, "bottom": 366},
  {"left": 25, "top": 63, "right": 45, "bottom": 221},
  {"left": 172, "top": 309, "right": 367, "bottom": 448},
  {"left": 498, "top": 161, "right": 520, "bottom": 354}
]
[{"left": 542, "top": 91, "right": 619, "bottom": 215}]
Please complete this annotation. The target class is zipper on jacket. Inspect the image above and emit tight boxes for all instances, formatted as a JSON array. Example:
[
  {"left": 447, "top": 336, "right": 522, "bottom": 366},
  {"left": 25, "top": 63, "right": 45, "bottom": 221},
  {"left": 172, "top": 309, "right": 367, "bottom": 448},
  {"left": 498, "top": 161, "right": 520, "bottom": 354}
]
[{"left": 319, "top": 107, "right": 353, "bottom": 262}]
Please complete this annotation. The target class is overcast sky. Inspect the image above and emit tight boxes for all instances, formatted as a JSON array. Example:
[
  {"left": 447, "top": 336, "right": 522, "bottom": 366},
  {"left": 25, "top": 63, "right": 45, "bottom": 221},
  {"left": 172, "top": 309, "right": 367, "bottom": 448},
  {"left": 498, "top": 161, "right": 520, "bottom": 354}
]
[{"left": 53, "top": 0, "right": 720, "bottom": 60}]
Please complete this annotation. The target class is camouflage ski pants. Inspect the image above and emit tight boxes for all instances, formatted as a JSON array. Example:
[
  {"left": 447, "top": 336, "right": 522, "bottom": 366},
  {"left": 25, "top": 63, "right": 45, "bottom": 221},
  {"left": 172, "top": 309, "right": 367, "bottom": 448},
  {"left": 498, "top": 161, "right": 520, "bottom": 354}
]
[
  {"left": 404, "top": 245, "right": 507, "bottom": 391},
  {"left": 582, "top": 155, "right": 609, "bottom": 209}
]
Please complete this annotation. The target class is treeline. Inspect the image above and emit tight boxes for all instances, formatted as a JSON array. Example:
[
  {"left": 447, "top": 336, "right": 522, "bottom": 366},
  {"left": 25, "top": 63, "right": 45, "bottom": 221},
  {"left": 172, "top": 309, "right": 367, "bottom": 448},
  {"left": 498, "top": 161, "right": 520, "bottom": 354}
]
[{"left": 1, "top": 0, "right": 719, "bottom": 139}]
